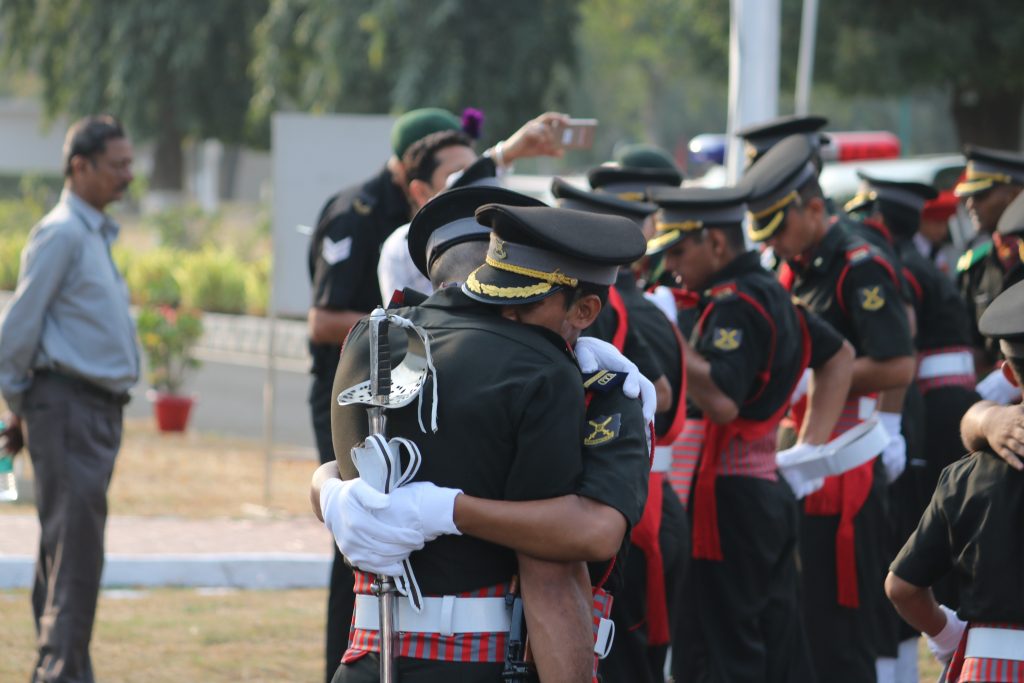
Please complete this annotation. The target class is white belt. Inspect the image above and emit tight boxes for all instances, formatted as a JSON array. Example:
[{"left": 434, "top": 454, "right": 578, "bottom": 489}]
[
  {"left": 918, "top": 351, "right": 974, "bottom": 380},
  {"left": 355, "top": 594, "right": 616, "bottom": 657},
  {"left": 652, "top": 446, "right": 672, "bottom": 473},
  {"left": 354, "top": 594, "right": 511, "bottom": 636},
  {"left": 965, "top": 626, "right": 1024, "bottom": 662},
  {"left": 778, "top": 418, "right": 889, "bottom": 480}
]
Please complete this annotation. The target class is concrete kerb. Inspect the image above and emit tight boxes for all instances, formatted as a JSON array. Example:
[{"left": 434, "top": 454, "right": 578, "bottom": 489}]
[{"left": 0, "top": 554, "right": 331, "bottom": 590}]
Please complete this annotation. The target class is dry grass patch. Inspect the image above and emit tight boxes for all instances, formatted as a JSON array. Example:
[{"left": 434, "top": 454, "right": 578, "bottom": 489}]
[
  {"left": 0, "top": 418, "right": 318, "bottom": 519},
  {"left": 1, "top": 587, "right": 324, "bottom": 682}
]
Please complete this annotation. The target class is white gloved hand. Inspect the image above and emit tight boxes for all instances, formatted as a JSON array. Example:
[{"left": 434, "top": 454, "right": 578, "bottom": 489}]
[
  {"left": 977, "top": 366, "right": 1018, "bottom": 405},
  {"left": 925, "top": 605, "right": 966, "bottom": 663},
  {"left": 575, "top": 336, "right": 657, "bottom": 424},
  {"left": 776, "top": 443, "right": 826, "bottom": 499},
  {"left": 789, "top": 368, "right": 812, "bottom": 406},
  {"left": 372, "top": 481, "right": 463, "bottom": 542},
  {"left": 320, "top": 478, "right": 427, "bottom": 576},
  {"left": 878, "top": 411, "right": 907, "bottom": 483},
  {"left": 643, "top": 286, "right": 678, "bottom": 324}
]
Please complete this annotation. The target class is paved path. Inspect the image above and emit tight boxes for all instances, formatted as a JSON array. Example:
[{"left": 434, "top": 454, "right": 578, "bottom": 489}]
[{"left": 0, "top": 514, "right": 334, "bottom": 590}]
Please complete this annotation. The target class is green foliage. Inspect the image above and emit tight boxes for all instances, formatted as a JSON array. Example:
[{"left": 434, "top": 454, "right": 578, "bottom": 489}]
[
  {"left": 178, "top": 248, "right": 250, "bottom": 314},
  {"left": 252, "top": 0, "right": 581, "bottom": 146},
  {"left": 136, "top": 304, "right": 203, "bottom": 394},
  {"left": 149, "top": 204, "right": 220, "bottom": 250},
  {"left": 0, "top": 233, "right": 26, "bottom": 290},
  {"left": 244, "top": 254, "right": 271, "bottom": 316},
  {"left": 124, "top": 249, "right": 183, "bottom": 307},
  {"left": 0, "top": 0, "right": 270, "bottom": 188}
]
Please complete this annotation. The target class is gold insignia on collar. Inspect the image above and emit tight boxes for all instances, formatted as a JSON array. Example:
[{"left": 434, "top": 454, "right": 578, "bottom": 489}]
[
  {"left": 353, "top": 197, "right": 372, "bottom": 216},
  {"left": 584, "top": 414, "right": 621, "bottom": 446},
  {"left": 859, "top": 286, "right": 885, "bottom": 311},
  {"left": 712, "top": 327, "right": 741, "bottom": 351}
]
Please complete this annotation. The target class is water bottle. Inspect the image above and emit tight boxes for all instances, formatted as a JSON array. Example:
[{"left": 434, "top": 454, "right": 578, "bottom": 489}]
[{"left": 0, "top": 419, "right": 17, "bottom": 502}]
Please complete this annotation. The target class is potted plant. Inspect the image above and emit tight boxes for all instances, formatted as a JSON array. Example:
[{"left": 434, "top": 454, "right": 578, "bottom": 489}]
[{"left": 136, "top": 304, "right": 204, "bottom": 432}]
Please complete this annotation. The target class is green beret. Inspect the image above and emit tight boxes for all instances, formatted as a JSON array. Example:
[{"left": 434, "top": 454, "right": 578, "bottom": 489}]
[
  {"left": 614, "top": 144, "right": 679, "bottom": 172},
  {"left": 391, "top": 108, "right": 462, "bottom": 159}
]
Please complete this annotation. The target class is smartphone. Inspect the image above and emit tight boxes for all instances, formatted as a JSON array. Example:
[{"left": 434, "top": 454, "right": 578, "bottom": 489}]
[{"left": 558, "top": 118, "right": 598, "bottom": 149}]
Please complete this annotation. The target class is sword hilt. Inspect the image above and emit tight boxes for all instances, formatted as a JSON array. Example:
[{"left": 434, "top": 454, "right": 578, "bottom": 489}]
[{"left": 369, "top": 307, "right": 391, "bottom": 404}]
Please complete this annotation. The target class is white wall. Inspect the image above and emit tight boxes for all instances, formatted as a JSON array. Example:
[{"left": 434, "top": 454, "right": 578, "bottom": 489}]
[
  {"left": 0, "top": 99, "right": 67, "bottom": 174},
  {"left": 270, "top": 112, "right": 396, "bottom": 318}
]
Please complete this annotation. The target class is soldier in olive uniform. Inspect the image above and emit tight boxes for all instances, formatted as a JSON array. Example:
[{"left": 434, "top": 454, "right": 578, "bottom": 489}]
[
  {"left": 327, "top": 202, "right": 649, "bottom": 682},
  {"left": 953, "top": 147, "right": 1024, "bottom": 379},
  {"left": 551, "top": 176, "right": 688, "bottom": 682},
  {"left": 886, "top": 278, "right": 1024, "bottom": 682},
  {"left": 742, "top": 135, "right": 916, "bottom": 683}
]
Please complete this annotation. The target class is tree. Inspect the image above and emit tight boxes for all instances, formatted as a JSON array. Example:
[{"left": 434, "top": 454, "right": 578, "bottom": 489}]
[
  {"left": 252, "top": 0, "right": 581, "bottom": 147},
  {"left": 0, "top": 0, "right": 267, "bottom": 192},
  {"left": 807, "top": 0, "right": 1024, "bottom": 149}
]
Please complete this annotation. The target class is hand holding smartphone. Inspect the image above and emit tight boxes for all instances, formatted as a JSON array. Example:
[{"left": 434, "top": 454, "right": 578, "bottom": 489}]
[{"left": 556, "top": 118, "right": 598, "bottom": 150}]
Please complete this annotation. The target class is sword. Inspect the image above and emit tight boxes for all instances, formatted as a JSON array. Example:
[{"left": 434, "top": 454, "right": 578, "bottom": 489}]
[{"left": 367, "top": 307, "right": 399, "bottom": 683}]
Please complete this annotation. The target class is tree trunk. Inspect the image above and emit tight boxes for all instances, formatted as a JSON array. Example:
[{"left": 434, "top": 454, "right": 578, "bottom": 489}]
[
  {"left": 149, "top": 114, "right": 185, "bottom": 189},
  {"left": 951, "top": 83, "right": 1024, "bottom": 150}
]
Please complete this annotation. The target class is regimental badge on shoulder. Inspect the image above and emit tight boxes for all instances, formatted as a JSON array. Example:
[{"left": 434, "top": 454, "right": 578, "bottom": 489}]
[
  {"left": 582, "top": 370, "right": 626, "bottom": 393},
  {"left": 584, "top": 413, "right": 621, "bottom": 446},
  {"left": 705, "top": 282, "right": 738, "bottom": 301},
  {"left": 353, "top": 196, "right": 373, "bottom": 216},
  {"left": 847, "top": 245, "right": 871, "bottom": 263},
  {"left": 711, "top": 327, "right": 742, "bottom": 351},
  {"left": 858, "top": 285, "right": 886, "bottom": 311}
]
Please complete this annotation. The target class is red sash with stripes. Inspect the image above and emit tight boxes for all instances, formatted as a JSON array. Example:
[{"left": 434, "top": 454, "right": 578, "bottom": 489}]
[
  {"left": 343, "top": 571, "right": 511, "bottom": 664},
  {"left": 946, "top": 622, "right": 1024, "bottom": 682},
  {"left": 690, "top": 294, "right": 812, "bottom": 561},
  {"left": 791, "top": 396, "right": 876, "bottom": 608},
  {"left": 917, "top": 346, "right": 977, "bottom": 394}
]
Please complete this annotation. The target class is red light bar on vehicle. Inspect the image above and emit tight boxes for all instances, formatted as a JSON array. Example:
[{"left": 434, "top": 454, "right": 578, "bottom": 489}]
[{"left": 820, "top": 132, "right": 901, "bottom": 162}]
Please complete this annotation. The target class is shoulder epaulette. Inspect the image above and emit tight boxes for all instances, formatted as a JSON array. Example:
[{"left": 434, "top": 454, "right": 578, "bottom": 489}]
[
  {"left": 704, "top": 281, "right": 738, "bottom": 301},
  {"left": 352, "top": 191, "right": 376, "bottom": 216},
  {"left": 582, "top": 369, "right": 627, "bottom": 393},
  {"left": 845, "top": 245, "right": 872, "bottom": 264},
  {"left": 957, "top": 241, "right": 993, "bottom": 273}
]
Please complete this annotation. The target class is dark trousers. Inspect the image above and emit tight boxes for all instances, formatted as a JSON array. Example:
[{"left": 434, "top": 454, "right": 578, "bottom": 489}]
[
  {"left": 680, "top": 477, "right": 815, "bottom": 683},
  {"left": 311, "top": 373, "right": 357, "bottom": 683},
  {"left": 800, "top": 466, "right": 887, "bottom": 683},
  {"left": 332, "top": 653, "right": 504, "bottom": 683},
  {"left": 24, "top": 374, "right": 123, "bottom": 683},
  {"left": 602, "top": 480, "right": 688, "bottom": 683}
]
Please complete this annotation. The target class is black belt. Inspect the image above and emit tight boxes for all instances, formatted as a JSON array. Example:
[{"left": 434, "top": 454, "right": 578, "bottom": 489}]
[{"left": 34, "top": 370, "right": 132, "bottom": 406}]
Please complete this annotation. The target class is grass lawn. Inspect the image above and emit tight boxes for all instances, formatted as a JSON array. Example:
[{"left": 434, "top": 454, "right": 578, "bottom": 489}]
[
  {"left": 0, "top": 418, "right": 317, "bottom": 519},
  {"left": 0, "top": 588, "right": 325, "bottom": 682}
]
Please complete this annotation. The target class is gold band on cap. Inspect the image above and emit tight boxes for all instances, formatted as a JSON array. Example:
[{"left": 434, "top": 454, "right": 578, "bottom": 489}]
[
  {"left": 484, "top": 255, "right": 579, "bottom": 287},
  {"left": 751, "top": 190, "right": 800, "bottom": 221},
  {"left": 616, "top": 191, "right": 647, "bottom": 202},
  {"left": 844, "top": 190, "right": 877, "bottom": 213},
  {"left": 646, "top": 229, "right": 681, "bottom": 255},
  {"left": 746, "top": 190, "right": 799, "bottom": 242},
  {"left": 656, "top": 219, "right": 704, "bottom": 232},
  {"left": 465, "top": 268, "right": 555, "bottom": 299},
  {"left": 955, "top": 167, "right": 1015, "bottom": 197},
  {"left": 747, "top": 210, "right": 785, "bottom": 242}
]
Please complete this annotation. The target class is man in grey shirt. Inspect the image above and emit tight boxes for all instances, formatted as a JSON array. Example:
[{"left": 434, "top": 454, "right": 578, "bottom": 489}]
[{"left": 0, "top": 115, "right": 138, "bottom": 683}]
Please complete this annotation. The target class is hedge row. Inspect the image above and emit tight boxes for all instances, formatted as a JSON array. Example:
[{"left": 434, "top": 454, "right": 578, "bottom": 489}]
[{"left": 0, "top": 236, "right": 268, "bottom": 315}]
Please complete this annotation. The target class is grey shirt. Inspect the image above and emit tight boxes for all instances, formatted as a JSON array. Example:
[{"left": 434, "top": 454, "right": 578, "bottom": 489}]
[{"left": 0, "top": 189, "right": 139, "bottom": 414}]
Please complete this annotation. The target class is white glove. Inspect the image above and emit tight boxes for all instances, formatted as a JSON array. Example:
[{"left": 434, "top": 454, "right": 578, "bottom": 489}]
[
  {"left": 371, "top": 481, "right": 463, "bottom": 542},
  {"left": 878, "top": 411, "right": 907, "bottom": 483},
  {"left": 642, "top": 286, "right": 678, "bottom": 325},
  {"left": 575, "top": 336, "right": 657, "bottom": 424},
  {"left": 789, "top": 368, "right": 812, "bottom": 406},
  {"left": 320, "top": 478, "right": 427, "bottom": 576},
  {"left": 926, "top": 605, "right": 966, "bottom": 663},
  {"left": 977, "top": 366, "right": 1018, "bottom": 404},
  {"left": 776, "top": 443, "right": 826, "bottom": 499}
]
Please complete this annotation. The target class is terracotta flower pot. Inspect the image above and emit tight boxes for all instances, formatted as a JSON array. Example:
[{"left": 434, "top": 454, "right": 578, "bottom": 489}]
[{"left": 148, "top": 391, "right": 196, "bottom": 432}]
